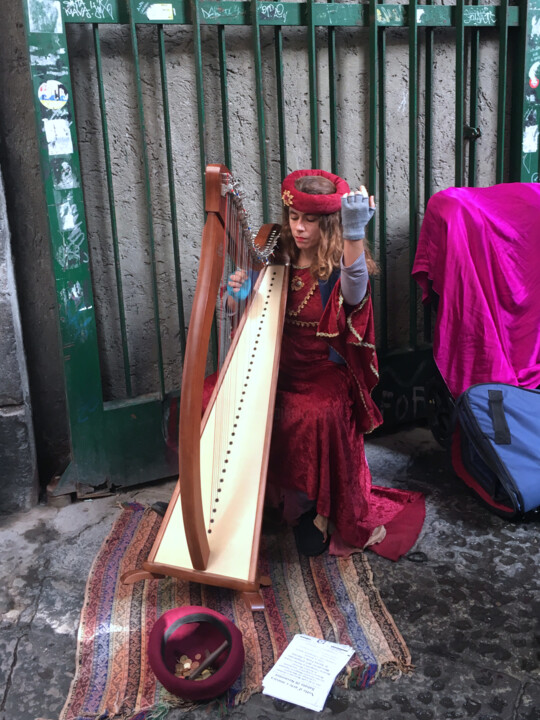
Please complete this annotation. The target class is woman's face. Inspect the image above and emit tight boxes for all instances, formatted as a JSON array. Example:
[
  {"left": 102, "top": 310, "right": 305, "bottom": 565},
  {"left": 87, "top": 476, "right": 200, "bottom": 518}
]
[{"left": 288, "top": 208, "right": 321, "bottom": 256}]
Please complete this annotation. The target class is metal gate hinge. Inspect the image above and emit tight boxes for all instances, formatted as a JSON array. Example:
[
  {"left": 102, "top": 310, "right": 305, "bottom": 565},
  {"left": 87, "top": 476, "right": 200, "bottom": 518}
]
[{"left": 464, "top": 125, "right": 482, "bottom": 140}]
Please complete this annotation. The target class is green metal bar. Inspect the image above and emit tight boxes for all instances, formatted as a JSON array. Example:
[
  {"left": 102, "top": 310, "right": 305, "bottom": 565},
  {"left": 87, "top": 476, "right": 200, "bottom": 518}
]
[
  {"left": 512, "top": 0, "right": 540, "bottom": 182},
  {"left": 191, "top": 0, "right": 208, "bottom": 197},
  {"left": 191, "top": 0, "right": 215, "bottom": 367},
  {"left": 378, "top": 13, "right": 388, "bottom": 353},
  {"left": 93, "top": 24, "right": 133, "bottom": 397},
  {"left": 455, "top": 0, "right": 465, "bottom": 186},
  {"left": 468, "top": 0, "right": 480, "bottom": 188},
  {"left": 495, "top": 0, "right": 509, "bottom": 183},
  {"left": 64, "top": 2, "right": 522, "bottom": 28},
  {"left": 126, "top": 6, "right": 166, "bottom": 396},
  {"left": 368, "top": 0, "right": 379, "bottom": 220},
  {"left": 366, "top": 0, "right": 379, "bottom": 325},
  {"left": 218, "top": 26, "right": 233, "bottom": 170},
  {"left": 306, "top": 0, "right": 319, "bottom": 168},
  {"left": 424, "top": 1, "right": 434, "bottom": 343},
  {"left": 65, "top": 0, "right": 520, "bottom": 27},
  {"left": 274, "top": 27, "right": 287, "bottom": 179},
  {"left": 409, "top": 0, "right": 419, "bottom": 348},
  {"left": 327, "top": 0, "right": 339, "bottom": 174},
  {"left": 368, "top": 0, "right": 379, "bottom": 329},
  {"left": 251, "top": 0, "right": 270, "bottom": 220},
  {"left": 424, "top": 0, "right": 433, "bottom": 204},
  {"left": 158, "top": 25, "right": 187, "bottom": 358},
  {"left": 22, "top": 6, "right": 107, "bottom": 483}
]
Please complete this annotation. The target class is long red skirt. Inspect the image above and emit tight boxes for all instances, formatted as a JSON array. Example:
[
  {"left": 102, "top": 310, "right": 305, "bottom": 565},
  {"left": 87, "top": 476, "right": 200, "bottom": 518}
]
[{"left": 266, "top": 360, "right": 425, "bottom": 561}]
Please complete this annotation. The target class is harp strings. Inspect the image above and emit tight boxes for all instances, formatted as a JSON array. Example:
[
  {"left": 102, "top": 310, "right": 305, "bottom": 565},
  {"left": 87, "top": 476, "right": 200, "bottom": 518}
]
[{"left": 209, "top": 178, "right": 254, "bottom": 533}]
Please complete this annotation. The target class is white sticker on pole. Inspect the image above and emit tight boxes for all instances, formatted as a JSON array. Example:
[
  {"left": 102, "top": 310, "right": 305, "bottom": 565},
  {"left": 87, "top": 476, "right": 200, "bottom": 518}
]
[{"left": 146, "top": 3, "right": 174, "bottom": 20}]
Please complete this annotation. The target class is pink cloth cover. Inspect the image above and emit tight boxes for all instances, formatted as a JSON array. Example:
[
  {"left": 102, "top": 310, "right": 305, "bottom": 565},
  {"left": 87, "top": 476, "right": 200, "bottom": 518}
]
[{"left": 412, "top": 183, "right": 540, "bottom": 398}]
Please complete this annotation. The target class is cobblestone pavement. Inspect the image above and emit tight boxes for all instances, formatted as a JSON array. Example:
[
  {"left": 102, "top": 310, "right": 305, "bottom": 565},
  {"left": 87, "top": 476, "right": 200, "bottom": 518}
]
[{"left": 1, "top": 428, "right": 538, "bottom": 720}]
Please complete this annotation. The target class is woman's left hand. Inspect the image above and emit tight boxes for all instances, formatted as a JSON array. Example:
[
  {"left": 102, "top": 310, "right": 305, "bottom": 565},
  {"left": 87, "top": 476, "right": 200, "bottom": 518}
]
[
  {"left": 341, "top": 186, "right": 376, "bottom": 241},
  {"left": 227, "top": 268, "right": 252, "bottom": 301}
]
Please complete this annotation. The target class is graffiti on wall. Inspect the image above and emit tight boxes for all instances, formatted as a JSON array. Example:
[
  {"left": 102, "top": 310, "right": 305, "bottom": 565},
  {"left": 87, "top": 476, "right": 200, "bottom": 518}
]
[{"left": 61, "top": 0, "right": 115, "bottom": 21}]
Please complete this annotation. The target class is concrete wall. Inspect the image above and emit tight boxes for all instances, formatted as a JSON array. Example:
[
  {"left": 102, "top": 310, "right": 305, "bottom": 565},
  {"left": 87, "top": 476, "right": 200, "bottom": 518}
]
[
  {"left": 0, "top": 1, "right": 71, "bottom": 492},
  {"left": 0, "top": 0, "right": 509, "bottom": 497},
  {"left": 0, "top": 168, "right": 39, "bottom": 512}
]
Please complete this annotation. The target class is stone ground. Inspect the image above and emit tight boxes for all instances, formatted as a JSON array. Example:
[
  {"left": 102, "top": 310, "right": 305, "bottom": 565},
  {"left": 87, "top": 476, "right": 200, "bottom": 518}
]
[{"left": 1, "top": 426, "right": 539, "bottom": 720}]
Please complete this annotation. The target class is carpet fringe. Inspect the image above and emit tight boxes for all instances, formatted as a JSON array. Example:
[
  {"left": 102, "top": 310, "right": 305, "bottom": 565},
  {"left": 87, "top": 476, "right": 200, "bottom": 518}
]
[{"left": 232, "top": 683, "right": 263, "bottom": 707}]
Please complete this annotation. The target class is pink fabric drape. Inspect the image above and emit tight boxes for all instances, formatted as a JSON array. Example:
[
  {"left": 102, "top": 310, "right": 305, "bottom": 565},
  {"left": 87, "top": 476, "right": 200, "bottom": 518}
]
[{"left": 412, "top": 183, "right": 540, "bottom": 398}]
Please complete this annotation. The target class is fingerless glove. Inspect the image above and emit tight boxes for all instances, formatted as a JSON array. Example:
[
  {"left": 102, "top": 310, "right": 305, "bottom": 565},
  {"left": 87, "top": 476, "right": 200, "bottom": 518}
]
[{"left": 341, "top": 193, "right": 375, "bottom": 241}]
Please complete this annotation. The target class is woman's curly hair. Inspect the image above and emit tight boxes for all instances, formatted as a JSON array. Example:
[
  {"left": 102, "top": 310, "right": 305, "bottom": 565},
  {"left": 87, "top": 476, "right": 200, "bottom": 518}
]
[{"left": 280, "top": 175, "right": 378, "bottom": 281}]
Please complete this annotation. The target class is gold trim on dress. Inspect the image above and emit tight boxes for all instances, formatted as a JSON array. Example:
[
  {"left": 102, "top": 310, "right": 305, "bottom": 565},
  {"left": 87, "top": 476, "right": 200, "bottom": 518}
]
[
  {"left": 286, "top": 281, "right": 318, "bottom": 317},
  {"left": 316, "top": 291, "right": 344, "bottom": 338},
  {"left": 285, "top": 317, "right": 319, "bottom": 327}
]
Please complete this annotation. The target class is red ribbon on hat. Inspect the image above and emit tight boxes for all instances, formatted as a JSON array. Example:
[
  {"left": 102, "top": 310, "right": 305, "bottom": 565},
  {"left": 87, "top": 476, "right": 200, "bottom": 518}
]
[{"left": 281, "top": 169, "right": 350, "bottom": 214}]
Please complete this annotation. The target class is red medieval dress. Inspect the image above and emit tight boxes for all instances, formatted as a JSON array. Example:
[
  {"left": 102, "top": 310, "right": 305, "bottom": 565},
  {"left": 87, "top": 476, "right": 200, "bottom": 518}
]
[{"left": 266, "top": 264, "right": 425, "bottom": 561}]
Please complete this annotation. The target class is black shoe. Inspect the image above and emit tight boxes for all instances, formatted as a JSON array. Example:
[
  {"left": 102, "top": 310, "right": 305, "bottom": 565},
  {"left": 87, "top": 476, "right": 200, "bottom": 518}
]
[
  {"left": 293, "top": 509, "right": 330, "bottom": 557},
  {"left": 151, "top": 501, "right": 169, "bottom": 517}
]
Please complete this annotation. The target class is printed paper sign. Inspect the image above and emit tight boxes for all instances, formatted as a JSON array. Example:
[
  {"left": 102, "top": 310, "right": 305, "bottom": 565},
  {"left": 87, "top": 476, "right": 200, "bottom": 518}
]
[{"left": 263, "top": 634, "right": 354, "bottom": 712}]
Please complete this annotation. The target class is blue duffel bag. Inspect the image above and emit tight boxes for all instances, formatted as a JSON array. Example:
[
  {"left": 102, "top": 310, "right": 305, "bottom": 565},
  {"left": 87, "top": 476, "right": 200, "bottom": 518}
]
[{"left": 451, "top": 383, "right": 540, "bottom": 519}]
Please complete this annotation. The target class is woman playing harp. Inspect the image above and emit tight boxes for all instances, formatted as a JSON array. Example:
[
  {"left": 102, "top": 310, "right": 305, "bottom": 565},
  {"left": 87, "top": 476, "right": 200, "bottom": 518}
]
[{"left": 260, "top": 169, "right": 425, "bottom": 560}]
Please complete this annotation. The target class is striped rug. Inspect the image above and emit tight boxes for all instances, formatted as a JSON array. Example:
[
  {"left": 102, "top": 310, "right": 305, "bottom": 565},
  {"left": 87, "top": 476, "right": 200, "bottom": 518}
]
[{"left": 60, "top": 502, "right": 411, "bottom": 719}]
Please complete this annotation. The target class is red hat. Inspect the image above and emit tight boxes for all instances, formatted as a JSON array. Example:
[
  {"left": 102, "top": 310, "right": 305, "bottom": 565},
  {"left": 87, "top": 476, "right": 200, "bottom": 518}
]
[
  {"left": 147, "top": 606, "right": 245, "bottom": 701},
  {"left": 281, "top": 169, "right": 350, "bottom": 214}
]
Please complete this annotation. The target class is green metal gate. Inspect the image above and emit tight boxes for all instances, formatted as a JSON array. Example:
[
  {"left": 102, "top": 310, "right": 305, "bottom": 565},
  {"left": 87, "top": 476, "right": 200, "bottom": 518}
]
[{"left": 22, "top": 0, "right": 540, "bottom": 492}]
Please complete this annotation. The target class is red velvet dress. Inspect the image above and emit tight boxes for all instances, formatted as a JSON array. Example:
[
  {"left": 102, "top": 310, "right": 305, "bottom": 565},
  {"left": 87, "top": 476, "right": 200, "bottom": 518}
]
[{"left": 267, "top": 265, "right": 425, "bottom": 560}]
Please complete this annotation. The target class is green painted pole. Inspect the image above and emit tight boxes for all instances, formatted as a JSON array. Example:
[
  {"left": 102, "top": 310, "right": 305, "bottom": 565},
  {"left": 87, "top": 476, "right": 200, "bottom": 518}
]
[
  {"left": 496, "top": 0, "right": 510, "bottom": 183},
  {"left": 251, "top": 0, "right": 270, "bottom": 220},
  {"left": 307, "top": 0, "right": 319, "bottom": 168},
  {"left": 408, "top": 0, "right": 418, "bottom": 348},
  {"left": 455, "top": 0, "right": 465, "bottom": 187}
]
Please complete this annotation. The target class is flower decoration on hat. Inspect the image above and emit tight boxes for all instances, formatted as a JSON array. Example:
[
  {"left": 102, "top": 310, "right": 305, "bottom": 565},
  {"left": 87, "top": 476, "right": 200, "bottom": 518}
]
[
  {"left": 282, "top": 189, "right": 294, "bottom": 207},
  {"left": 281, "top": 169, "right": 350, "bottom": 215}
]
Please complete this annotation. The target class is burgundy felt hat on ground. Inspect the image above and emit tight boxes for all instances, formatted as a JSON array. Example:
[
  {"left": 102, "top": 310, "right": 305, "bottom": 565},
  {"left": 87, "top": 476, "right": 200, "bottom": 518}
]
[{"left": 147, "top": 606, "right": 245, "bottom": 701}]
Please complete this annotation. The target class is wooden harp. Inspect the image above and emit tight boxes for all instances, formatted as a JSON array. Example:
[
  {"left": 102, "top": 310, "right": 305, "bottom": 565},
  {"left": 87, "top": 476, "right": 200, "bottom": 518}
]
[{"left": 124, "top": 164, "right": 288, "bottom": 595}]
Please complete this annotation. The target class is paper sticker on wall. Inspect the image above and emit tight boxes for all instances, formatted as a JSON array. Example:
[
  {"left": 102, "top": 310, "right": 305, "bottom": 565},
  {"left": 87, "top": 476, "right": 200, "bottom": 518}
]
[
  {"left": 43, "top": 118, "right": 74, "bottom": 156},
  {"left": 27, "top": 0, "right": 63, "bottom": 33},
  {"left": 529, "top": 61, "right": 540, "bottom": 90},
  {"left": 146, "top": 3, "right": 174, "bottom": 20},
  {"left": 39, "top": 80, "right": 69, "bottom": 110},
  {"left": 58, "top": 194, "right": 77, "bottom": 231},
  {"left": 52, "top": 158, "right": 79, "bottom": 189},
  {"left": 523, "top": 125, "right": 539, "bottom": 154}
]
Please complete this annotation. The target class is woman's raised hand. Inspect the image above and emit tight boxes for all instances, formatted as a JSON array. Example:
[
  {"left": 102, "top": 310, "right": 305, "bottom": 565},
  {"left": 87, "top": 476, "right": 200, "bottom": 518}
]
[{"left": 341, "top": 185, "right": 376, "bottom": 241}]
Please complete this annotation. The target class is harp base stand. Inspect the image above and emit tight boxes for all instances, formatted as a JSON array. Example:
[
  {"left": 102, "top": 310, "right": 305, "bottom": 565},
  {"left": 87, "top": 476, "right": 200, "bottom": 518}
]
[
  {"left": 120, "top": 571, "right": 272, "bottom": 613},
  {"left": 240, "top": 574, "right": 271, "bottom": 611},
  {"left": 241, "top": 591, "right": 265, "bottom": 612},
  {"left": 120, "top": 569, "right": 166, "bottom": 584}
]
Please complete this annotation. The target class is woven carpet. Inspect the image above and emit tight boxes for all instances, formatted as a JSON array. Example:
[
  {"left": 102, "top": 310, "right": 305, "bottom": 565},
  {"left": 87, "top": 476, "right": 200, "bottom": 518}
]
[{"left": 60, "top": 502, "right": 412, "bottom": 720}]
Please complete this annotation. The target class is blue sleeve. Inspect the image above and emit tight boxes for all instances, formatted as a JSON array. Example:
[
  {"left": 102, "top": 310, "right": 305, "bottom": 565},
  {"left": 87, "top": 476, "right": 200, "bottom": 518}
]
[{"left": 340, "top": 252, "right": 368, "bottom": 305}]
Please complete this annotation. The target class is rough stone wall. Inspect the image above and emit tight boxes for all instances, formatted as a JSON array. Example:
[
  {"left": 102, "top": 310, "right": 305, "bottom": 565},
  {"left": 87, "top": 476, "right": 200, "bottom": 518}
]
[
  {"left": 0, "top": 169, "right": 39, "bottom": 513},
  {"left": 0, "top": 0, "right": 511, "bottom": 493}
]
